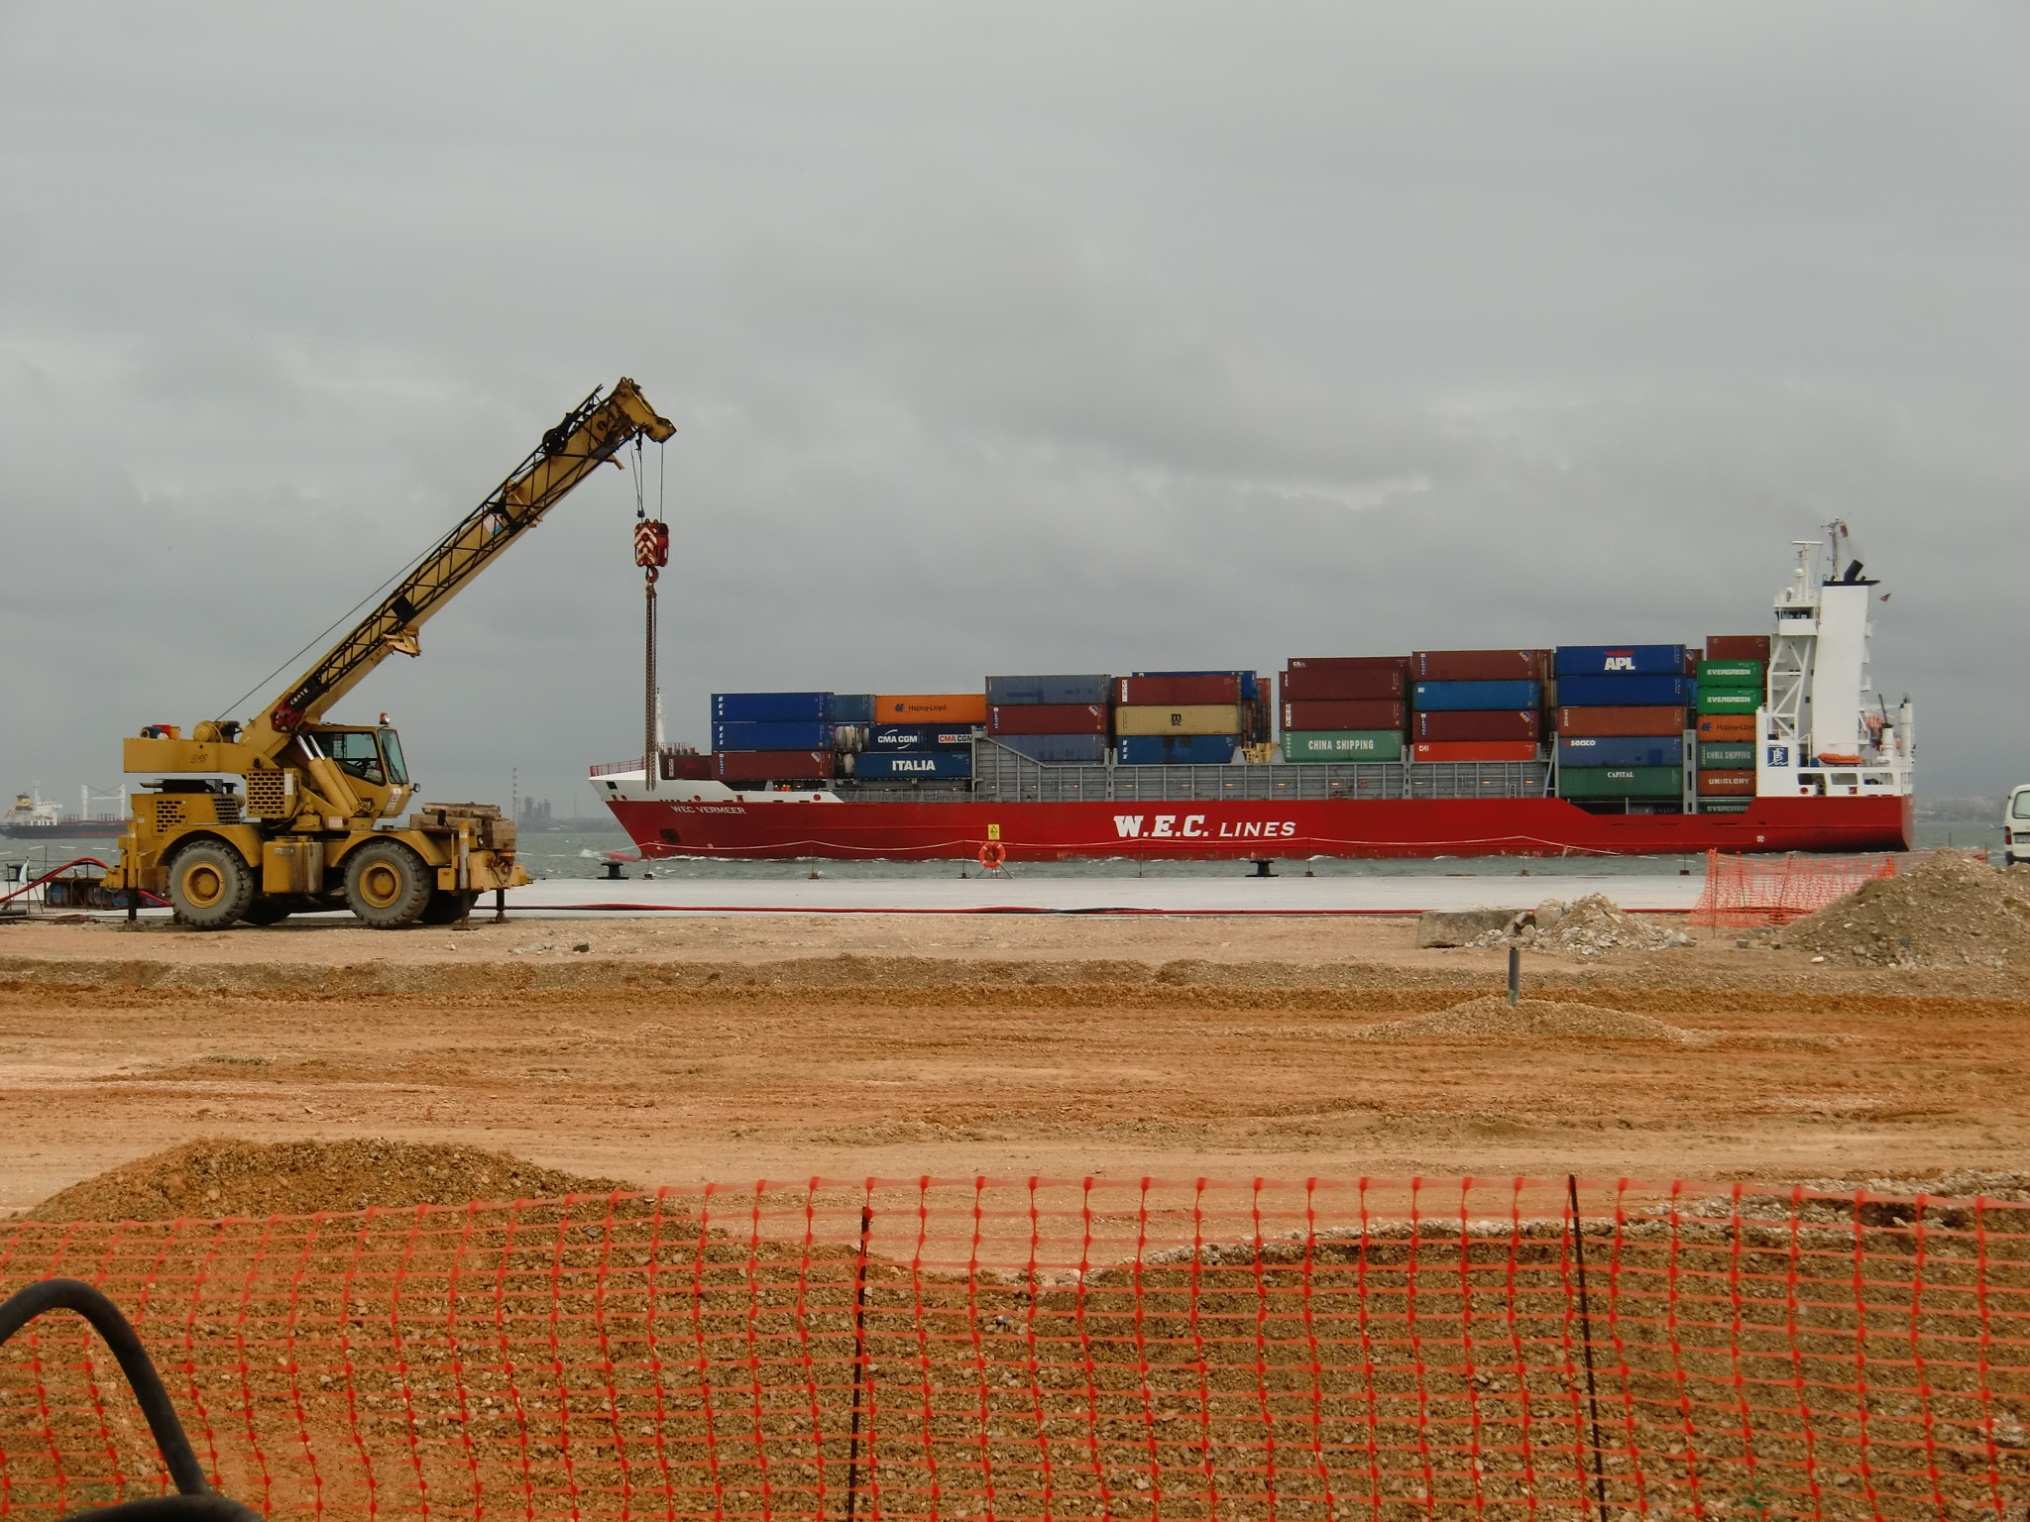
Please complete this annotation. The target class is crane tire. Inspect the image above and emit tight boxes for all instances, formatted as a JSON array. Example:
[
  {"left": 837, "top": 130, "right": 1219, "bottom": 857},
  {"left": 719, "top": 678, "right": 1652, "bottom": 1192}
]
[
  {"left": 343, "top": 840, "right": 433, "bottom": 929},
  {"left": 420, "top": 891, "right": 478, "bottom": 926},
  {"left": 167, "top": 840, "right": 257, "bottom": 930}
]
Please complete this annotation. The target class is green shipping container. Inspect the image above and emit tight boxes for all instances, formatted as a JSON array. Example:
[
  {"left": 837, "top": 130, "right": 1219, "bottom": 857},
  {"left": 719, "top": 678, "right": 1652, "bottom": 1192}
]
[
  {"left": 1696, "top": 687, "right": 1760, "bottom": 715},
  {"left": 1558, "top": 765, "right": 1683, "bottom": 799},
  {"left": 1696, "top": 659, "right": 1765, "bottom": 688},
  {"left": 1699, "top": 742, "right": 1756, "bottom": 768},
  {"left": 1283, "top": 729, "right": 1404, "bottom": 763},
  {"left": 1698, "top": 799, "right": 1752, "bottom": 814}
]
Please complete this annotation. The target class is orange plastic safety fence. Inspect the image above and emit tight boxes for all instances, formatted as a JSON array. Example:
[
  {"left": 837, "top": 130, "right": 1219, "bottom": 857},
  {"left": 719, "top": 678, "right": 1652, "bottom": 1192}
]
[
  {"left": 1, "top": 1175, "right": 2026, "bottom": 1522},
  {"left": 1690, "top": 851, "right": 1901, "bottom": 928}
]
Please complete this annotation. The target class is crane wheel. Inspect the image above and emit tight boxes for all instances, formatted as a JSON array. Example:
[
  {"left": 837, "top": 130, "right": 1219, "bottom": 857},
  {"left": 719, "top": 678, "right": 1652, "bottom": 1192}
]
[
  {"left": 166, "top": 840, "right": 257, "bottom": 930},
  {"left": 343, "top": 840, "right": 432, "bottom": 929},
  {"left": 420, "top": 891, "right": 479, "bottom": 926}
]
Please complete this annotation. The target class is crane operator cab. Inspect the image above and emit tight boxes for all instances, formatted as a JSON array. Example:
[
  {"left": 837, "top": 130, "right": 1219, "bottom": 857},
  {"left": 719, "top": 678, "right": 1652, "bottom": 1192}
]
[{"left": 302, "top": 724, "right": 413, "bottom": 815}]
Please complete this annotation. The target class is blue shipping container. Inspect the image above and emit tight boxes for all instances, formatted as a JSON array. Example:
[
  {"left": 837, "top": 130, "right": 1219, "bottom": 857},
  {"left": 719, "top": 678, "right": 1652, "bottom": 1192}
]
[
  {"left": 985, "top": 674, "right": 1112, "bottom": 706},
  {"left": 1557, "top": 736, "right": 1683, "bottom": 769},
  {"left": 995, "top": 733, "right": 1109, "bottom": 764},
  {"left": 712, "top": 720, "right": 834, "bottom": 752},
  {"left": 870, "top": 724, "right": 976, "bottom": 751},
  {"left": 1116, "top": 735, "right": 1239, "bottom": 766},
  {"left": 829, "top": 693, "right": 875, "bottom": 724},
  {"left": 853, "top": 750, "right": 973, "bottom": 780},
  {"left": 1412, "top": 679, "right": 1544, "bottom": 712},
  {"left": 711, "top": 691, "right": 832, "bottom": 724},
  {"left": 1133, "top": 670, "right": 1261, "bottom": 702},
  {"left": 1554, "top": 644, "right": 1687, "bottom": 678},
  {"left": 1557, "top": 674, "right": 1691, "bottom": 708}
]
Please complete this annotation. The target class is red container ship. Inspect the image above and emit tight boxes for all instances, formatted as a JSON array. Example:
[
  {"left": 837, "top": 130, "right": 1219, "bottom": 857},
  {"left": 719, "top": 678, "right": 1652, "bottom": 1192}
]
[{"left": 592, "top": 527, "right": 1915, "bottom": 862}]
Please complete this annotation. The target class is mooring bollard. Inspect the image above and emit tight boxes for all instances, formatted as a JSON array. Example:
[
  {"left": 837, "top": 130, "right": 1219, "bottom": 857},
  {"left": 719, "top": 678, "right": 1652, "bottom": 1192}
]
[{"left": 1507, "top": 944, "right": 1521, "bottom": 1006}]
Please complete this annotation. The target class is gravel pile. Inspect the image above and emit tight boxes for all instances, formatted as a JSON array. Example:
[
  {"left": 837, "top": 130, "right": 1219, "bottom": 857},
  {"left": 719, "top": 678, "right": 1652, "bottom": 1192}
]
[
  {"left": 1466, "top": 894, "right": 1694, "bottom": 958},
  {"left": 1785, "top": 853, "right": 2030, "bottom": 967},
  {"left": 1348, "top": 995, "right": 1704, "bottom": 1045}
]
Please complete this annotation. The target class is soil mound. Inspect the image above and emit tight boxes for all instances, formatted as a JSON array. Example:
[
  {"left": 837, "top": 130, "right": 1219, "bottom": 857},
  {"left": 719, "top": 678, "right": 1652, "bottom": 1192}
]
[
  {"left": 30, "top": 1139, "right": 633, "bottom": 1222},
  {"left": 1466, "top": 894, "right": 1693, "bottom": 957},
  {"left": 1786, "top": 854, "right": 2030, "bottom": 967},
  {"left": 1348, "top": 995, "right": 1702, "bottom": 1045}
]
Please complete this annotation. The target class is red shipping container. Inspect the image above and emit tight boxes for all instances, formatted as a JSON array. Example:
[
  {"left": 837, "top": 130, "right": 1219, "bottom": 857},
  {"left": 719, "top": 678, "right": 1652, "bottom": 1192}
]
[
  {"left": 1697, "top": 769, "right": 1756, "bottom": 797},
  {"left": 1282, "top": 699, "right": 1406, "bottom": 731},
  {"left": 988, "top": 703, "right": 1110, "bottom": 736},
  {"left": 714, "top": 750, "right": 835, "bottom": 783},
  {"left": 1695, "top": 714, "right": 1757, "bottom": 742},
  {"left": 1412, "top": 741, "right": 1540, "bottom": 763},
  {"left": 1279, "top": 665, "right": 1406, "bottom": 701},
  {"left": 1113, "top": 675, "right": 1240, "bottom": 706},
  {"left": 1413, "top": 709, "right": 1541, "bottom": 741},
  {"left": 1287, "top": 655, "right": 1409, "bottom": 673},
  {"left": 1684, "top": 648, "right": 1702, "bottom": 675},
  {"left": 1556, "top": 706, "right": 1686, "bottom": 738},
  {"left": 1410, "top": 649, "right": 1550, "bottom": 682},
  {"left": 660, "top": 751, "right": 713, "bottom": 781},
  {"left": 1706, "top": 634, "right": 1772, "bottom": 662}
]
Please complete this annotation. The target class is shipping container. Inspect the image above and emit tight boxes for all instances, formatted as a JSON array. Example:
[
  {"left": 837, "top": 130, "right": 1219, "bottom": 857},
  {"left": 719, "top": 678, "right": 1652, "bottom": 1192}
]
[
  {"left": 1288, "top": 655, "right": 1410, "bottom": 673},
  {"left": 1114, "top": 703, "right": 1247, "bottom": 737},
  {"left": 1413, "top": 709, "right": 1542, "bottom": 742},
  {"left": 711, "top": 720, "right": 833, "bottom": 752},
  {"left": 1410, "top": 650, "right": 1548, "bottom": 681},
  {"left": 1556, "top": 706, "right": 1686, "bottom": 738},
  {"left": 713, "top": 749, "right": 835, "bottom": 783},
  {"left": 1114, "top": 674, "right": 1241, "bottom": 706},
  {"left": 1698, "top": 742, "right": 1755, "bottom": 768},
  {"left": 1556, "top": 673, "right": 1690, "bottom": 707},
  {"left": 852, "top": 750, "right": 972, "bottom": 781},
  {"left": 1411, "top": 741, "right": 1540, "bottom": 763},
  {"left": 998, "top": 733, "right": 1110, "bottom": 764},
  {"left": 1281, "top": 699, "right": 1407, "bottom": 732},
  {"left": 711, "top": 691, "right": 832, "bottom": 724},
  {"left": 1696, "top": 687, "right": 1760, "bottom": 715},
  {"left": 1556, "top": 736, "right": 1682, "bottom": 769},
  {"left": 1706, "top": 634, "right": 1773, "bottom": 662},
  {"left": 1697, "top": 769, "right": 1755, "bottom": 797},
  {"left": 984, "top": 674, "right": 1112, "bottom": 706},
  {"left": 1695, "top": 714, "right": 1757, "bottom": 742},
  {"left": 870, "top": 724, "right": 976, "bottom": 751},
  {"left": 1557, "top": 765, "right": 1684, "bottom": 799},
  {"left": 872, "top": 693, "right": 988, "bottom": 724},
  {"left": 1281, "top": 730, "right": 1404, "bottom": 763},
  {"left": 1130, "top": 670, "right": 1261, "bottom": 701},
  {"left": 1279, "top": 665, "right": 1406, "bottom": 701},
  {"left": 1553, "top": 644, "right": 1687, "bottom": 677},
  {"left": 1696, "top": 660, "right": 1765, "bottom": 688},
  {"left": 659, "top": 751, "right": 713, "bottom": 782},
  {"left": 830, "top": 693, "right": 876, "bottom": 724},
  {"left": 1116, "top": 735, "right": 1242, "bottom": 766},
  {"left": 1698, "top": 799, "right": 1753, "bottom": 814},
  {"left": 987, "top": 703, "right": 1110, "bottom": 736},
  {"left": 1411, "top": 679, "right": 1544, "bottom": 712}
]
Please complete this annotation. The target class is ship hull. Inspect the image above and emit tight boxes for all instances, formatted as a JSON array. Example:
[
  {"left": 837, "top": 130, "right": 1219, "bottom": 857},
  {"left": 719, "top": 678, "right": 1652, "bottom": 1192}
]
[
  {"left": 605, "top": 792, "right": 1914, "bottom": 861},
  {"left": 0, "top": 822, "right": 124, "bottom": 840}
]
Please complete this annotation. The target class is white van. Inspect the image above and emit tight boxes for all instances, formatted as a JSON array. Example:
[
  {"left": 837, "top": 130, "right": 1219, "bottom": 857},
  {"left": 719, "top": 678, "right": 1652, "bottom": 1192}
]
[{"left": 2008, "top": 785, "right": 2030, "bottom": 866}]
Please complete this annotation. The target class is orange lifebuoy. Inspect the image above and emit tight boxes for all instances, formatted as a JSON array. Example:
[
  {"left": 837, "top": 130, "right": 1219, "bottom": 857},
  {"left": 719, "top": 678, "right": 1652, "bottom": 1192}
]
[{"left": 978, "top": 841, "right": 1007, "bottom": 871}]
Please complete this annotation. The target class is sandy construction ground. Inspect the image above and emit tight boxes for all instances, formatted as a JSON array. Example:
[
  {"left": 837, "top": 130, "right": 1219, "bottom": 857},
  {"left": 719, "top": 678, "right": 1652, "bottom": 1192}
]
[{"left": 0, "top": 912, "right": 2024, "bottom": 1215}]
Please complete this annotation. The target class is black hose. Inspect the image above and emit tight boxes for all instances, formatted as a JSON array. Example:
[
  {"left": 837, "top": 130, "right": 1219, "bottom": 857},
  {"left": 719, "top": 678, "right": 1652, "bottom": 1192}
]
[{"left": 0, "top": 1279, "right": 242, "bottom": 1511}]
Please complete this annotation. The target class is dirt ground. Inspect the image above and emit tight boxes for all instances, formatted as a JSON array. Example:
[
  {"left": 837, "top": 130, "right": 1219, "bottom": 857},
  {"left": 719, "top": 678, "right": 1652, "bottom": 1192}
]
[{"left": 1, "top": 912, "right": 2024, "bottom": 1216}]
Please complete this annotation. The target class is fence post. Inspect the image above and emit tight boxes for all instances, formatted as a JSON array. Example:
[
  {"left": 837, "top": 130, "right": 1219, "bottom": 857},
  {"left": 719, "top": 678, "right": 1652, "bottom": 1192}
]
[
  {"left": 1506, "top": 946, "right": 1521, "bottom": 1007},
  {"left": 1568, "top": 1175, "right": 1611, "bottom": 1522},
  {"left": 843, "top": 1203, "right": 873, "bottom": 1522}
]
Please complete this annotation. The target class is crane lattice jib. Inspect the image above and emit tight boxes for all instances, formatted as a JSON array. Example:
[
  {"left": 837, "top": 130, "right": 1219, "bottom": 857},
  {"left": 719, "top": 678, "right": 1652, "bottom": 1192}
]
[{"left": 244, "top": 379, "right": 674, "bottom": 757}]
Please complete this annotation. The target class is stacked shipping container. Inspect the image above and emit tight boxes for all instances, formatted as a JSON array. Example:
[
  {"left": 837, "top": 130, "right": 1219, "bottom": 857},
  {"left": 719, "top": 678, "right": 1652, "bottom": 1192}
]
[
  {"left": 1694, "top": 634, "right": 1771, "bottom": 813},
  {"left": 1408, "top": 650, "right": 1547, "bottom": 763},
  {"left": 986, "top": 675, "right": 1111, "bottom": 765},
  {"left": 861, "top": 692, "right": 984, "bottom": 779},
  {"left": 1550, "top": 647, "right": 1689, "bottom": 801},
  {"left": 1278, "top": 657, "right": 1409, "bottom": 762},
  {"left": 709, "top": 692, "right": 840, "bottom": 783},
  {"left": 1113, "top": 672, "right": 1261, "bottom": 765}
]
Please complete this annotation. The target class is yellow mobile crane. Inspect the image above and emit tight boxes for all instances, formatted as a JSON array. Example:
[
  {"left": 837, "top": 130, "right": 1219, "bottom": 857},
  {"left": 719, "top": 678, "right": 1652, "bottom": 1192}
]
[{"left": 101, "top": 379, "right": 674, "bottom": 929}]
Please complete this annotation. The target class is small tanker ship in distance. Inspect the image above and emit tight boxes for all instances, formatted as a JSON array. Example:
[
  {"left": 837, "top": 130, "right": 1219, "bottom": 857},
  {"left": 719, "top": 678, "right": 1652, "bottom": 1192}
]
[{"left": 592, "top": 525, "right": 1915, "bottom": 862}]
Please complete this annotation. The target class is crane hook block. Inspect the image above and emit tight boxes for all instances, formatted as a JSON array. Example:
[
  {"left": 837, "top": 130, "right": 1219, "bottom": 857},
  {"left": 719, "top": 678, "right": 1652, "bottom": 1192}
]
[{"left": 633, "top": 520, "right": 670, "bottom": 569}]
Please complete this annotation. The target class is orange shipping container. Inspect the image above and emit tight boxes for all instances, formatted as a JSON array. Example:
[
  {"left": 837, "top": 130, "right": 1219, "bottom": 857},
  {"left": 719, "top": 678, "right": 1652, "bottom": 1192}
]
[
  {"left": 873, "top": 693, "right": 988, "bottom": 724},
  {"left": 1697, "top": 769, "right": 1755, "bottom": 796},
  {"left": 1695, "top": 714, "right": 1756, "bottom": 742},
  {"left": 1411, "top": 740, "right": 1540, "bottom": 763}
]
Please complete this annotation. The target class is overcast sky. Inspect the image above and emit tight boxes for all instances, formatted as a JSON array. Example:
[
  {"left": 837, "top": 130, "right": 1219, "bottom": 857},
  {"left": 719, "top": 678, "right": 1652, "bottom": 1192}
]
[{"left": 4, "top": 1, "right": 2023, "bottom": 818}]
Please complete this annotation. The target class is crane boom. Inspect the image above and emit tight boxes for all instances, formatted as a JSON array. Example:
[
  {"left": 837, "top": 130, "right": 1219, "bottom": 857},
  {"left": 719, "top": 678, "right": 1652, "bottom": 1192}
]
[{"left": 241, "top": 378, "right": 674, "bottom": 758}]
